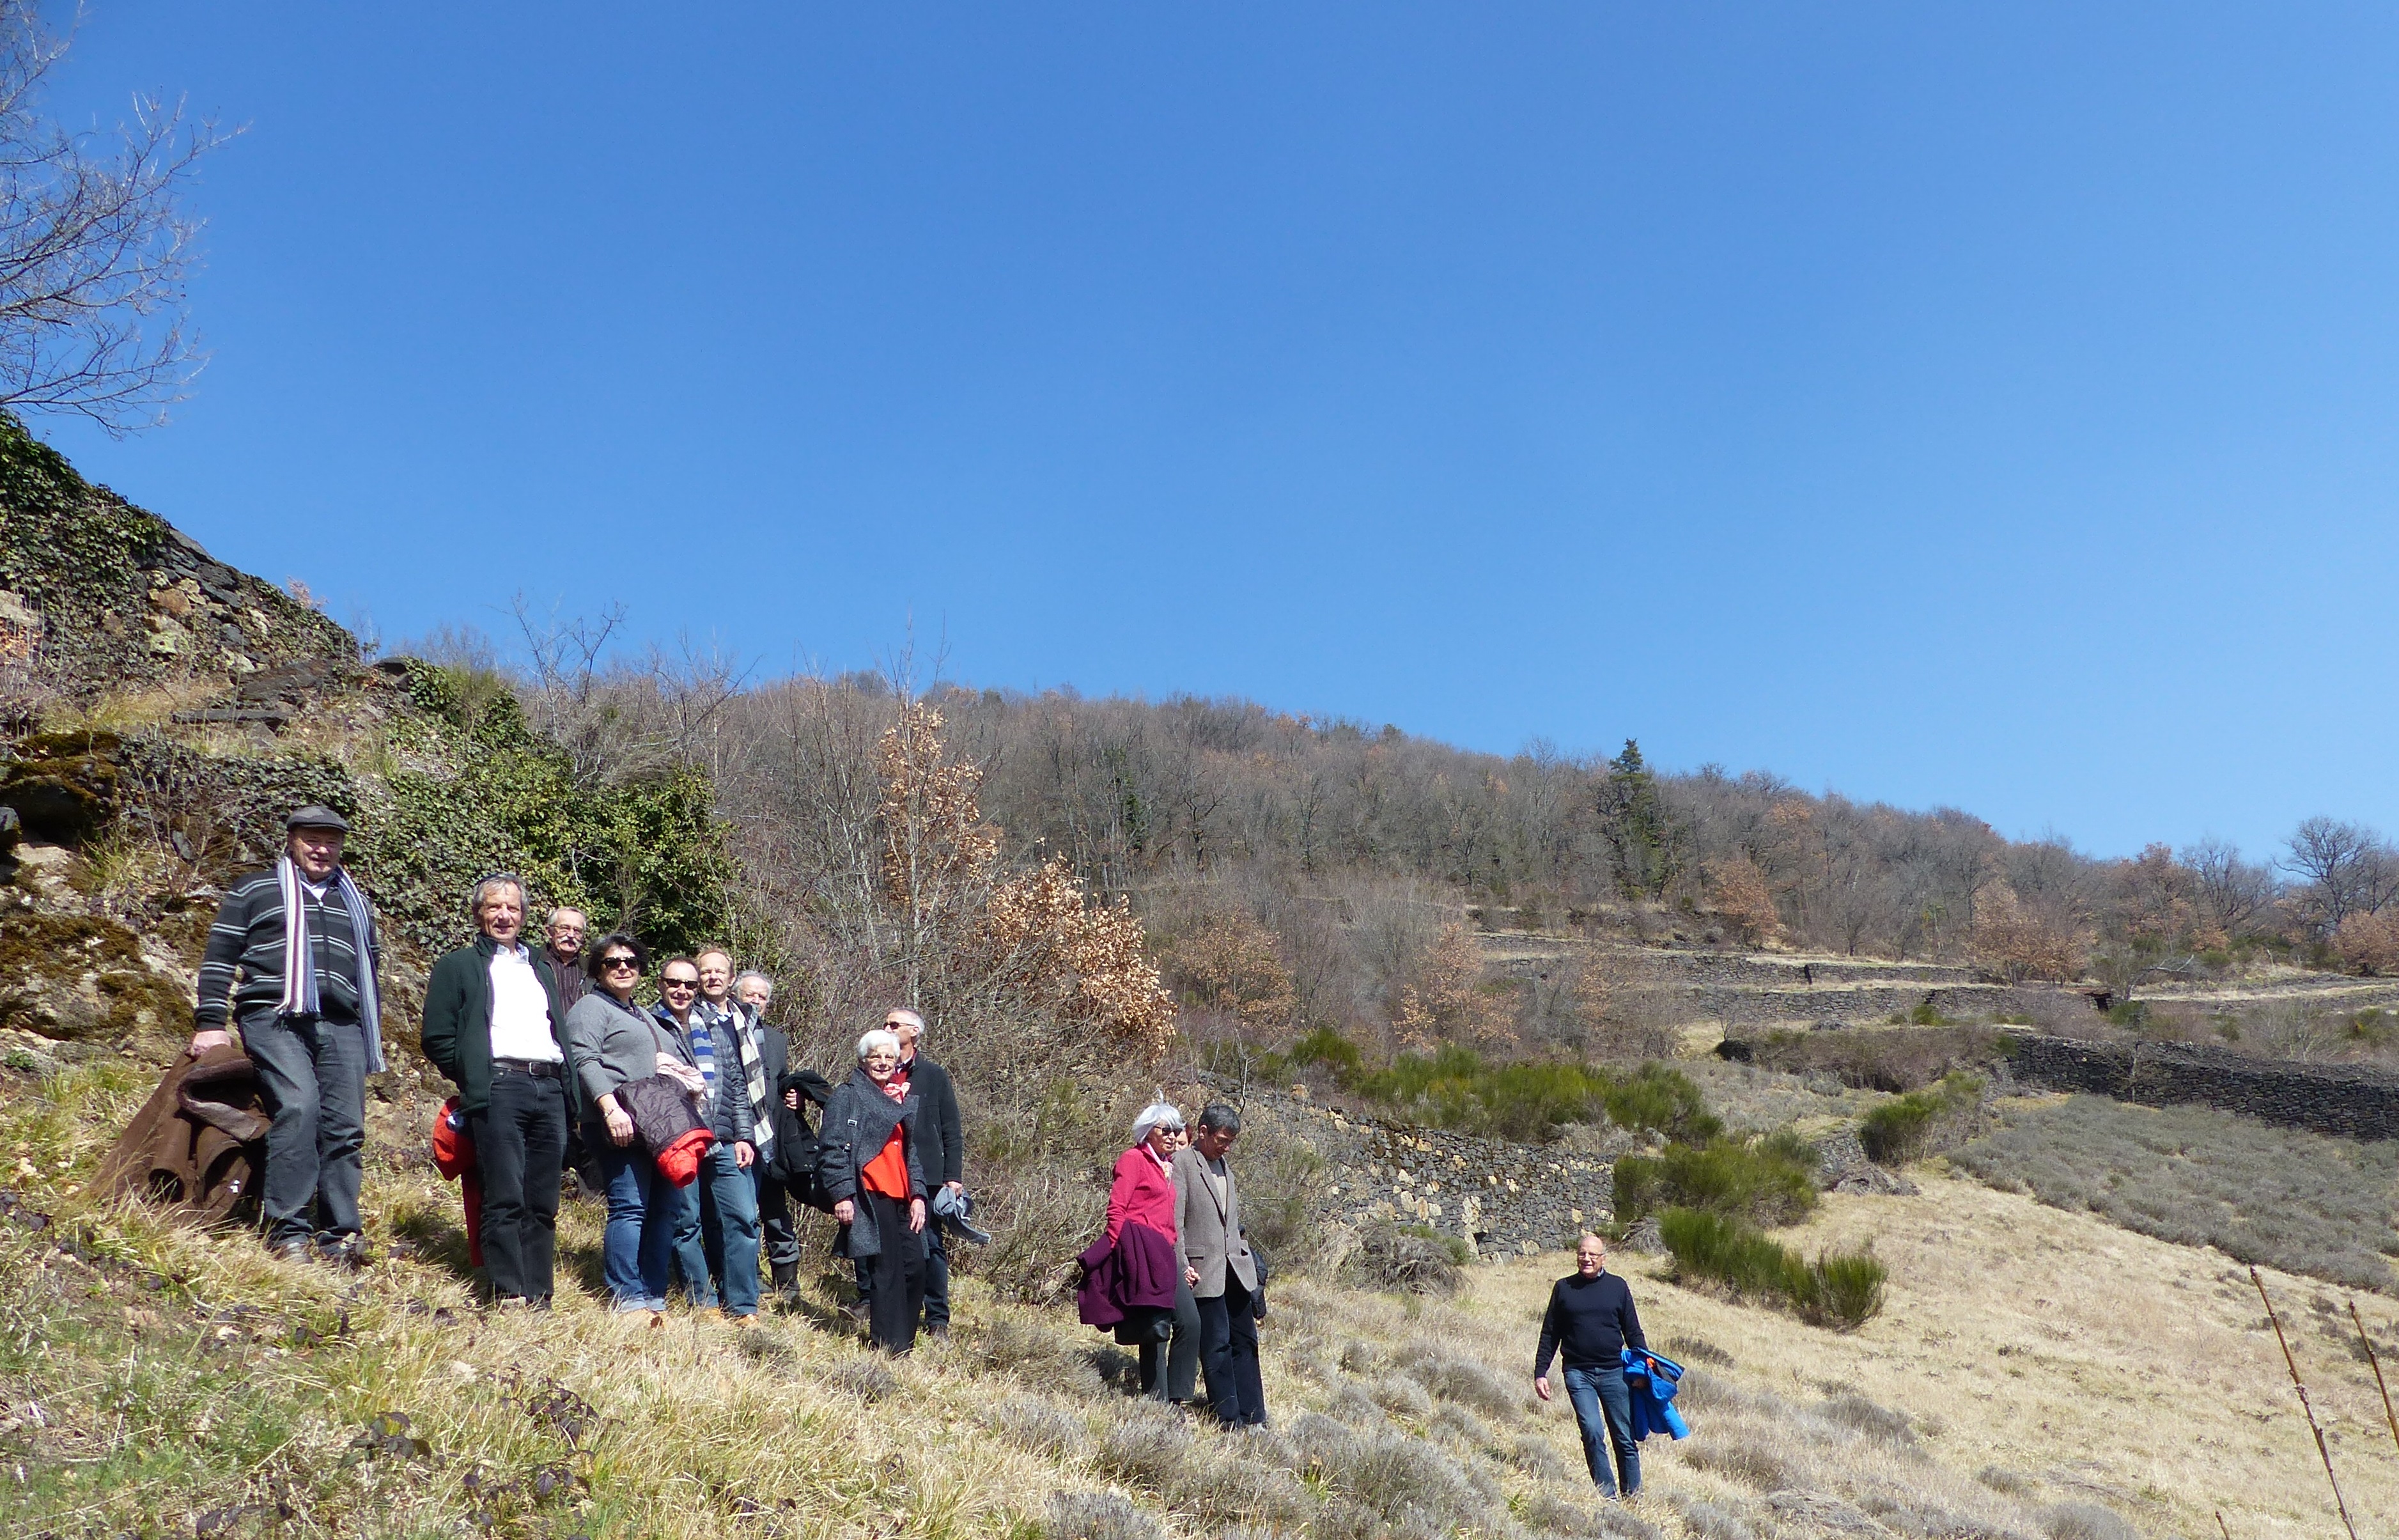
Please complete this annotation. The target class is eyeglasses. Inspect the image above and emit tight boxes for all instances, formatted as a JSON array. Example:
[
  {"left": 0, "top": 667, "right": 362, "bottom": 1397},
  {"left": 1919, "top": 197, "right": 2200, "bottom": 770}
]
[
  {"left": 662, "top": 979, "right": 698, "bottom": 992},
  {"left": 600, "top": 956, "right": 639, "bottom": 970}
]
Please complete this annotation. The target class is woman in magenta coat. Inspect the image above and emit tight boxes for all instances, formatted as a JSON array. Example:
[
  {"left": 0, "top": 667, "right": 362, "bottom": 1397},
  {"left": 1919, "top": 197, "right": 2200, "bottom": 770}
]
[{"left": 1107, "top": 1101, "right": 1201, "bottom": 1403}]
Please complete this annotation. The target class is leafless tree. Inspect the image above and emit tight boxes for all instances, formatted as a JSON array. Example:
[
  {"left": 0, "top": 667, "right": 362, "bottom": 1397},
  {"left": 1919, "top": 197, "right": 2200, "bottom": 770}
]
[
  {"left": 0, "top": 4, "right": 229, "bottom": 430},
  {"left": 2281, "top": 818, "right": 2395, "bottom": 932},
  {"left": 2182, "top": 836, "right": 2278, "bottom": 942}
]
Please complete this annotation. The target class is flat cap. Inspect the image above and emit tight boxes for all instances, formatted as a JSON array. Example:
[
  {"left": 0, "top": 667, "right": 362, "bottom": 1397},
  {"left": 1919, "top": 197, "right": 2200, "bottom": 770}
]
[{"left": 284, "top": 804, "right": 351, "bottom": 833}]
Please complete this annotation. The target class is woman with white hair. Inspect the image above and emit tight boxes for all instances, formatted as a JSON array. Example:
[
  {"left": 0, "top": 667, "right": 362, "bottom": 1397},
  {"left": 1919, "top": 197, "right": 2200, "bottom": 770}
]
[
  {"left": 818, "top": 1027, "right": 928, "bottom": 1353},
  {"left": 1107, "top": 1099, "right": 1202, "bottom": 1403}
]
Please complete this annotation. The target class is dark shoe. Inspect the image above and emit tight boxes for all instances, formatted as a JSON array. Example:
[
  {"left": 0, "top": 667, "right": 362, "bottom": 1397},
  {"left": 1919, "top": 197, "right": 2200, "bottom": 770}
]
[
  {"left": 316, "top": 1233, "right": 369, "bottom": 1270},
  {"left": 841, "top": 1299, "right": 870, "bottom": 1323},
  {"left": 270, "top": 1237, "right": 312, "bottom": 1264},
  {"left": 924, "top": 1323, "right": 950, "bottom": 1340},
  {"left": 771, "top": 1262, "right": 798, "bottom": 1293}
]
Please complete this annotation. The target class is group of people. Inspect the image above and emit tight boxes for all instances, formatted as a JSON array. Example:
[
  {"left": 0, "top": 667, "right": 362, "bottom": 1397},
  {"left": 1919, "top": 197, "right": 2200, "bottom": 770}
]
[
  {"left": 189, "top": 805, "right": 968, "bottom": 1353},
  {"left": 191, "top": 805, "right": 1666, "bottom": 1494}
]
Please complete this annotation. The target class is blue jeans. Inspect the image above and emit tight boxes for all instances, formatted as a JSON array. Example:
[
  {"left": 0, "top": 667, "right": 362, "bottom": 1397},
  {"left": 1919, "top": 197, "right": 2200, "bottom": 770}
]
[
  {"left": 1563, "top": 1364, "right": 1640, "bottom": 1497},
  {"left": 677, "top": 1144, "right": 761, "bottom": 1314},
  {"left": 598, "top": 1137, "right": 674, "bottom": 1311}
]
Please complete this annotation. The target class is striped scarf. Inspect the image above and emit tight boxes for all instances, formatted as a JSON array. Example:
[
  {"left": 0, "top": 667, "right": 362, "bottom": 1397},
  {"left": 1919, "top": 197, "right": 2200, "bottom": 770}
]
[
  {"left": 274, "top": 855, "right": 384, "bottom": 1073},
  {"left": 687, "top": 1013, "right": 716, "bottom": 1089},
  {"left": 699, "top": 999, "right": 774, "bottom": 1160}
]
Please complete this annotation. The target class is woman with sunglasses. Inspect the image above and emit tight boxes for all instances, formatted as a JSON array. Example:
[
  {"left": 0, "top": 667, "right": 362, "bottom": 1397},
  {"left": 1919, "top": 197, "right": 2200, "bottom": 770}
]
[{"left": 563, "top": 933, "right": 685, "bottom": 1323}]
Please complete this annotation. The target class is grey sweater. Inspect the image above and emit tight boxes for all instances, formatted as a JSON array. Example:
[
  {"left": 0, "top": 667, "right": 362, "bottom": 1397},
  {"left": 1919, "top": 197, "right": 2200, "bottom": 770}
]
[{"left": 564, "top": 990, "right": 672, "bottom": 1130}]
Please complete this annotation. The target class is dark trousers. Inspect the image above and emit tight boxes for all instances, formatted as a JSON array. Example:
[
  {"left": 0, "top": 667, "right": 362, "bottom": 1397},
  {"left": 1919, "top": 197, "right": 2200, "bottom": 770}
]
[
  {"left": 855, "top": 1219, "right": 949, "bottom": 1328},
  {"left": 1562, "top": 1364, "right": 1640, "bottom": 1496},
  {"left": 860, "top": 1192, "right": 925, "bottom": 1353},
  {"left": 1140, "top": 1279, "right": 1202, "bottom": 1401},
  {"left": 757, "top": 1169, "right": 801, "bottom": 1270},
  {"left": 1196, "top": 1275, "right": 1267, "bottom": 1426},
  {"left": 237, "top": 1009, "right": 367, "bottom": 1247},
  {"left": 469, "top": 1068, "right": 566, "bottom": 1302}
]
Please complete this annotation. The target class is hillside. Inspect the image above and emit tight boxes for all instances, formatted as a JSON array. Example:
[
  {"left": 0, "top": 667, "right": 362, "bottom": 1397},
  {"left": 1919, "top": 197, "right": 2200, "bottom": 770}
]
[{"left": 6, "top": 421, "right": 2396, "bottom": 1540}]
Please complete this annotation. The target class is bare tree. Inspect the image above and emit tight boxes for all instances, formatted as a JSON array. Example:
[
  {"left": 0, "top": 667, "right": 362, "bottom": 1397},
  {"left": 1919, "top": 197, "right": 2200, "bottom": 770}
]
[
  {"left": 0, "top": 4, "right": 228, "bottom": 430},
  {"left": 2182, "top": 836, "right": 2278, "bottom": 942},
  {"left": 2281, "top": 818, "right": 2392, "bottom": 933}
]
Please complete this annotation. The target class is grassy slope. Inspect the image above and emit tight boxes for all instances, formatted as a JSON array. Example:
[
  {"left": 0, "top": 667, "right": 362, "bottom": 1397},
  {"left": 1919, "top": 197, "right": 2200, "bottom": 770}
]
[{"left": 6, "top": 1058, "right": 2385, "bottom": 1539}]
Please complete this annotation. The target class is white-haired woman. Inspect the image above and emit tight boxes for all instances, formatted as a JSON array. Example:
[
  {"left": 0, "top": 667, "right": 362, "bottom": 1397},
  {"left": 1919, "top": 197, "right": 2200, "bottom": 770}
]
[
  {"left": 819, "top": 1027, "right": 928, "bottom": 1353},
  {"left": 1108, "top": 1101, "right": 1202, "bottom": 1403}
]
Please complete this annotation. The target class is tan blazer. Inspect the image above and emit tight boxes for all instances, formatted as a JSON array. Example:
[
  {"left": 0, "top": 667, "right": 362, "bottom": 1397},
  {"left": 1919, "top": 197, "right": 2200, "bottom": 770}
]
[{"left": 1172, "top": 1144, "right": 1259, "bottom": 1298}]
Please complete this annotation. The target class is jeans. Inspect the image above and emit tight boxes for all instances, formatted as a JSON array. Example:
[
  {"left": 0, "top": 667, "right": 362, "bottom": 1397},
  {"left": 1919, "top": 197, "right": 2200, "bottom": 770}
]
[
  {"left": 469, "top": 1067, "right": 566, "bottom": 1302},
  {"left": 1563, "top": 1364, "right": 1640, "bottom": 1496},
  {"left": 1195, "top": 1276, "right": 1267, "bottom": 1426},
  {"left": 678, "top": 1144, "right": 761, "bottom": 1314},
  {"left": 1140, "top": 1279, "right": 1202, "bottom": 1402},
  {"left": 237, "top": 1009, "right": 367, "bottom": 1247},
  {"left": 859, "top": 1191, "right": 926, "bottom": 1352},
  {"left": 597, "top": 1134, "right": 674, "bottom": 1311},
  {"left": 757, "top": 1169, "right": 801, "bottom": 1270}
]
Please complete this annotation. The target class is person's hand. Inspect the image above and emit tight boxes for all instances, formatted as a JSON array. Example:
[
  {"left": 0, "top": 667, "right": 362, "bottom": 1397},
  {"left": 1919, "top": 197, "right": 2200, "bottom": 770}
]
[
  {"left": 1534, "top": 1375, "right": 1553, "bottom": 1403},
  {"left": 1186, "top": 1265, "right": 1200, "bottom": 1286},
  {"left": 943, "top": 1180, "right": 964, "bottom": 1199},
  {"left": 187, "top": 1029, "right": 231, "bottom": 1059},
  {"left": 782, "top": 1087, "right": 800, "bottom": 1110},
  {"left": 734, "top": 1140, "right": 755, "bottom": 1170},
  {"left": 603, "top": 1100, "right": 634, "bottom": 1147},
  {"left": 832, "top": 1199, "right": 855, "bottom": 1225},
  {"left": 908, "top": 1197, "right": 926, "bottom": 1233}
]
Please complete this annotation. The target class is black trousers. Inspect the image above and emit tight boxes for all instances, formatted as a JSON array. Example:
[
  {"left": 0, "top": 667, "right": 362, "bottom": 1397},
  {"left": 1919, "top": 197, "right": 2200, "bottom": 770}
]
[
  {"left": 758, "top": 1172, "right": 801, "bottom": 1270},
  {"left": 855, "top": 1219, "right": 950, "bottom": 1327},
  {"left": 861, "top": 1192, "right": 925, "bottom": 1353},
  {"left": 1140, "top": 1279, "right": 1202, "bottom": 1401},
  {"left": 469, "top": 1068, "right": 566, "bottom": 1302},
  {"left": 1196, "top": 1275, "right": 1267, "bottom": 1426}
]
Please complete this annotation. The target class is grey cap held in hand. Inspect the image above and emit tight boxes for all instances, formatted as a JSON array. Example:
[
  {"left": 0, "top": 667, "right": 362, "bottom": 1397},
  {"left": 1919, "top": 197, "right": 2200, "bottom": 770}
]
[{"left": 284, "top": 804, "right": 351, "bottom": 833}]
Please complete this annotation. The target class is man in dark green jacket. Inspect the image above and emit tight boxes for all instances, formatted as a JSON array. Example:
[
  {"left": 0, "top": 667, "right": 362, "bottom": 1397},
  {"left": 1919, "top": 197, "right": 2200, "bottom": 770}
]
[{"left": 422, "top": 873, "right": 575, "bottom": 1308}]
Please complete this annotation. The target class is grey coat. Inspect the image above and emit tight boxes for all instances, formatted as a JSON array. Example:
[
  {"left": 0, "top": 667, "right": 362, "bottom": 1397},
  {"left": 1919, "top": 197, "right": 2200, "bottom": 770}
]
[
  {"left": 1173, "top": 1144, "right": 1259, "bottom": 1298},
  {"left": 819, "top": 1066, "right": 926, "bottom": 1260},
  {"left": 563, "top": 990, "right": 672, "bottom": 1132}
]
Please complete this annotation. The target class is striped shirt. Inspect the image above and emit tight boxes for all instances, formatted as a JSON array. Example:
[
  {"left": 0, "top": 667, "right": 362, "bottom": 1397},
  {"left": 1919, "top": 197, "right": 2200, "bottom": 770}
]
[{"left": 194, "top": 867, "right": 375, "bottom": 1032}]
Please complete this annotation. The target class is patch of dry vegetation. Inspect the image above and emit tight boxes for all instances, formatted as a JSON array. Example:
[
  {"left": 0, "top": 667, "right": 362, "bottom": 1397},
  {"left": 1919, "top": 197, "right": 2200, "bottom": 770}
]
[{"left": 1951, "top": 1093, "right": 2399, "bottom": 1291}]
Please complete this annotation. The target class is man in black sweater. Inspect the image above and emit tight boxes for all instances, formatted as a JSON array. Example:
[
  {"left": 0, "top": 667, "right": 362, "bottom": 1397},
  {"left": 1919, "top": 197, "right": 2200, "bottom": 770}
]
[{"left": 1533, "top": 1233, "right": 1649, "bottom": 1498}]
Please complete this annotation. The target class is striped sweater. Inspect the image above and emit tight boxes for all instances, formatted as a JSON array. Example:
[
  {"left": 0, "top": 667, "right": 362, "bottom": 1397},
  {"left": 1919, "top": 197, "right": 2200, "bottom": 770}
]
[{"left": 194, "top": 867, "right": 380, "bottom": 1032}]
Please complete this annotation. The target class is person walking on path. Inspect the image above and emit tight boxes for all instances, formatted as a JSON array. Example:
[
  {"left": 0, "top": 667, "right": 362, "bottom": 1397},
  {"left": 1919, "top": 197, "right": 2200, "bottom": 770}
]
[
  {"left": 1533, "top": 1233, "right": 1650, "bottom": 1499},
  {"left": 1174, "top": 1103, "right": 1266, "bottom": 1426},
  {"left": 651, "top": 956, "right": 763, "bottom": 1322},
  {"left": 563, "top": 933, "right": 684, "bottom": 1324},
  {"left": 421, "top": 874, "right": 576, "bottom": 1309},
  {"left": 1111, "top": 1101, "right": 1200, "bottom": 1404},
  {"left": 187, "top": 805, "right": 385, "bottom": 1266},
  {"left": 855, "top": 1008, "right": 965, "bottom": 1337},
  {"left": 819, "top": 1028, "right": 928, "bottom": 1354}
]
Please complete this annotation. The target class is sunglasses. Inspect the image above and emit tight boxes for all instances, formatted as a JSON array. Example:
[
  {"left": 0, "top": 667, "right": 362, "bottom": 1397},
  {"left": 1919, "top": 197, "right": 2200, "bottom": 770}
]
[
  {"left": 662, "top": 978, "right": 698, "bottom": 991},
  {"left": 600, "top": 956, "right": 639, "bottom": 970}
]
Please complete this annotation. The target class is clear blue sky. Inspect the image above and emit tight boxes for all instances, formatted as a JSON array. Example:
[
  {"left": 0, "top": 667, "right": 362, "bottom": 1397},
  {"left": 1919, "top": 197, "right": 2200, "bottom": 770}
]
[{"left": 33, "top": 3, "right": 2399, "bottom": 862}]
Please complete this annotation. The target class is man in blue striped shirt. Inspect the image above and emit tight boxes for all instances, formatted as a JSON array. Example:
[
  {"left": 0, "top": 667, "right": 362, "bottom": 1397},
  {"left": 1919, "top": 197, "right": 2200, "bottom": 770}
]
[{"left": 187, "top": 805, "right": 384, "bottom": 1265}]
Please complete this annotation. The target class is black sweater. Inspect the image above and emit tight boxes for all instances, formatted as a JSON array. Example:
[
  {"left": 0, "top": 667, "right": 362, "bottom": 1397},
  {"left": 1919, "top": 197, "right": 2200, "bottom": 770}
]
[{"left": 1534, "top": 1270, "right": 1647, "bottom": 1376}]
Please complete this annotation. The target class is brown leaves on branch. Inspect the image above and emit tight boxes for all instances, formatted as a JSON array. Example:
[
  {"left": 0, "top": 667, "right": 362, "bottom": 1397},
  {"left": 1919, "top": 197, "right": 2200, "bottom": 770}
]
[
  {"left": 1395, "top": 920, "right": 1509, "bottom": 1050},
  {"left": 1969, "top": 886, "right": 2087, "bottom": 984}
]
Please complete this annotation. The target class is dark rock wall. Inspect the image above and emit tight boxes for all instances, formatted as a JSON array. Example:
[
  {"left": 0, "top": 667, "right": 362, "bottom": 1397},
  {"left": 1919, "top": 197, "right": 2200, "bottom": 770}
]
[{"left": 2007, "top": 1032, "right": 2399, "bottom": 1141}]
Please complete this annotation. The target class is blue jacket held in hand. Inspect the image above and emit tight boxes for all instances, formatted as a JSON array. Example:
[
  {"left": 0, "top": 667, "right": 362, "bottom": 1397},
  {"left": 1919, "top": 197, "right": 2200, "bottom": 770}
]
[{"left": 1622, "top": 1348, "right": 1691, "bottom": 1441}]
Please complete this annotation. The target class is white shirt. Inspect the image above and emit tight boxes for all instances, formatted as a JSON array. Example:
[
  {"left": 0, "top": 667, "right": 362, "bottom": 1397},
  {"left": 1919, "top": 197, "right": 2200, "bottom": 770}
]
[{"left": 486, "top": 944, "right": 561, "bottom": 1063}]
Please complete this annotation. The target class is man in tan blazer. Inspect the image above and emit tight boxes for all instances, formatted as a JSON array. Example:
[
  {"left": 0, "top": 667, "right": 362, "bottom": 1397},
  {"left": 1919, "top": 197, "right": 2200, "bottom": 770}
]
[{"left": 1174, "top": 1103, "right": 1267, "bottom": 1426}]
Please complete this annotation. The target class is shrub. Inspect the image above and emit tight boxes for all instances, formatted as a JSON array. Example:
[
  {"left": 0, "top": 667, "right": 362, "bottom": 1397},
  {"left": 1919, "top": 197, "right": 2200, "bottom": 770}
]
[
  {"left": 1729, "top": 1026, "right": 2003, "bottom": 1093},
  {"left": 1859, "top": 1072, "right": 1982, "bottom": 1165},
  {"left": 1290, "top": 1024, "right": 1363, "bottom": 1080},
  {"left": 1094, "top": 1406, "right": 1195, "bottom": 1492},
  {"left": 1681, "top": 1432, "right": 1796, "bottom": 1491},
  {"left": 1346, "top": 1048, "right": 1717, "bottom": 1143},
  {"left": 1342, "top": 1220, "right": 1466, "bottom": 1295},
  {"left": 2038, "top": 1502, "right": 2140, "bottom": 1540},
  {"left": 1601, "top": 1062, "right": 1724, "bottom": 1142},
  {"left": 1045, "top": 1491, "right": 1165, "bottom": 1540},
  {"left": 1659, "top": 1208, "right": 1886, "bottom": 1330},
  {"left": 1613, "top": 1135, "right": 1817, "bottom": 1227},
  {"left": 981, "top": 1396, "right": 1085, "bottom": 1458}
]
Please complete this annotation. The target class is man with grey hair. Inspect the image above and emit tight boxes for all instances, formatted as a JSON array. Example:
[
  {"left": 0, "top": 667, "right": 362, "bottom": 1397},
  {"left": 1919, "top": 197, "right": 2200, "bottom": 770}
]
[
  {"left": 189, "top": 805, "right": 384, "bottom": 1265},
  {"left": 1175, "top": 1101, "right": 1266, "bottom": 1425},
  {"left": 422, "top": 873, "right": 575, "bottom": 1309},
  {"left": 858, "top": 1006, "right": 964, "bottom": 1336}
]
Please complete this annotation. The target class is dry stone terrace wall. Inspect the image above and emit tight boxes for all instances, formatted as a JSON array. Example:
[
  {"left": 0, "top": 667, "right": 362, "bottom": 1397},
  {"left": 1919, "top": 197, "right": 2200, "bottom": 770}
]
[
  {"left": 1229, "top": 1084, "right": 1620, "bottom": 1259},
  {"left": 2007, "top": 1032, "right": 2399, "bottom": 1142}
]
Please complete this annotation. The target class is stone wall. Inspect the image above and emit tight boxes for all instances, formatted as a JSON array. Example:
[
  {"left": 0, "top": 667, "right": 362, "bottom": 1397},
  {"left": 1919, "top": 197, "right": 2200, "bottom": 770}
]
[
  {"left": 1229, "top": 1084, "right": 1623, "bottom": 1259},
  {"left": 2007, "top": 1032, "right": 2399, "bottom": 1141}
]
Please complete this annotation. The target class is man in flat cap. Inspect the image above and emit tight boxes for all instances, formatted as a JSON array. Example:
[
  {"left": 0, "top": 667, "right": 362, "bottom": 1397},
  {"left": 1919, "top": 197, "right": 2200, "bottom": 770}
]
[{"left": 188, "top": 805, "right": 386, "bottom": 1264}]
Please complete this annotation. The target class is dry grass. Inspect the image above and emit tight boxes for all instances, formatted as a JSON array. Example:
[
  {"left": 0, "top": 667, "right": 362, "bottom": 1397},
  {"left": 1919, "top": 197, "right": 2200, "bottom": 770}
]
[
  {"left": 6, "top": 1056, "right": 2389, "bottom": 1539},
  {"left": 1952, "top": 1093, "right": 2399, "bottom": 1291}
]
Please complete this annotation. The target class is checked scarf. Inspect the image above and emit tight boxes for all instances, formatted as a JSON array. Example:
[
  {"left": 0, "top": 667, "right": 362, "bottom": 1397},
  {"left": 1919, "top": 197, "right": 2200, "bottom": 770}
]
[{"left": 274, "top": 854, "right": 385, "bottom": 1072}]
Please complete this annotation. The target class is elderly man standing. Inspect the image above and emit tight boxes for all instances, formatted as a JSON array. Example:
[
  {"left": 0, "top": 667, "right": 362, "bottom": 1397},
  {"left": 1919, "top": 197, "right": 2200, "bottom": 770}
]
[
  {"left": 543, "top": 908, "right": 589, "bottom": 1013},
  {"left": 737, "top": 970, "right": 804, "bottom": 1296},
  {"left": 188, "top": 805, "right": 385, "bottom": 1265},
  {"left": 422, "top": 874, "right": 575, "bottom": 1309},
  {"left": 1533, "top": 1233, "right": 1649, "bottom": 1500},
  {"left": 1174, "top": 1103, "right": 1267, "bottom": 1426},
  {"left": 887, "top": 1007, "right": 963, "bottom": 1337}
]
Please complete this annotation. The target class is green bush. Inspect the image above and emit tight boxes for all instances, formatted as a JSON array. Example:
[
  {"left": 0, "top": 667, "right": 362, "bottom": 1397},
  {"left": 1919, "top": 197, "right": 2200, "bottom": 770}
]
[
  {"left": 1290, "top": 1025, "right": 1363, "bottom": 1080},
  {"left": 1659, "top": 1208, "right": 1886, "bottom": 1331},
  {"left": 1859, "top": 1071, "right": 1983, "bottom": 1166},
  {"left": 1613, "top": 1134, "right": 1817, "bottom": 1227},
  {"left": 1347, "top": 1046, "right": 1715, "bottom": 1144}
]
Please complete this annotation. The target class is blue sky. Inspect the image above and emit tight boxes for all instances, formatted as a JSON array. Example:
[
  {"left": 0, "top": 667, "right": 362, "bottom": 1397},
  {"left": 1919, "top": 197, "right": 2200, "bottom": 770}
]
[{"left": 32, "top": 3, "right": 2399, "bottom": 862}]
